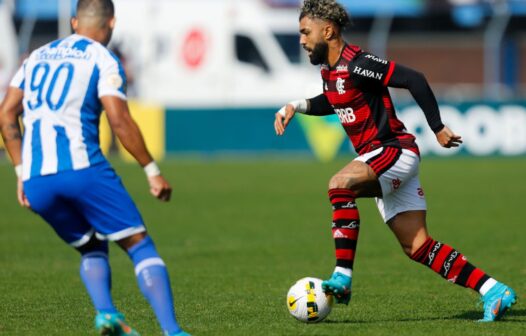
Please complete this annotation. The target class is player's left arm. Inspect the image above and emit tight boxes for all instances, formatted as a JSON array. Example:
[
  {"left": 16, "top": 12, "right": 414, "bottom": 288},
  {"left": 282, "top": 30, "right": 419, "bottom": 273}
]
[
  {"left": 102, "top": 96, "right": 172, "bottom": 201},
  {"left": 387, "top": 64, "right": 462, "bottom": 148},
  {"left": 99, "top": 50, "right": 171, "bottom": 201},
  {"left": 0, "top": 86, "right": 31, "bottom": 207}
]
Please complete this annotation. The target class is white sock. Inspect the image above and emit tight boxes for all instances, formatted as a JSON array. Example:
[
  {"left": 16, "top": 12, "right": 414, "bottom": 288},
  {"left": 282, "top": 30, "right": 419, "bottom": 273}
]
[
  {"left": 479, "top": 278, "right": 498, "bottom": 296},
  {"left": 334, "top": 266, "right": 352, "bottom": 277}
]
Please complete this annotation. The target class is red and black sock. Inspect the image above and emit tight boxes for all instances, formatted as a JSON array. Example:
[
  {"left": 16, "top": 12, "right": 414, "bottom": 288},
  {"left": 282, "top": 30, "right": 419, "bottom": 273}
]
[
  {"left": 411, "top": 237, "right": 491, "bottom": 292},
  {"left": 329, "top": 188, "right": 360, "bottom": 271}
]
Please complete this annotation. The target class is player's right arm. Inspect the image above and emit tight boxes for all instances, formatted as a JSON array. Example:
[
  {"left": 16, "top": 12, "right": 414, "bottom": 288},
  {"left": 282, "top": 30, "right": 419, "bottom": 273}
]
[
  {"left": 0, "top": 87, "right": 23, "bottom": 165},
  {"left": 274, "top": 94, "right": 333, "bottom": 135},
  {"left": 0, "top": 86, "right": 31, "bottom": 207}
]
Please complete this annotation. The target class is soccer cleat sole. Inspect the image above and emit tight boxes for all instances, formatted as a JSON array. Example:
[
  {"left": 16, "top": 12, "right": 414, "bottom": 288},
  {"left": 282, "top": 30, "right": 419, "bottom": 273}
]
[
  {"left": 322, "top": 285, "right": 351, "bottom": 305},
  {"left": 98, "top": 324, "right": 115, "bottom": 336},
  {"left": 495, "top": 295, "right": 517, "bottom": 321}
]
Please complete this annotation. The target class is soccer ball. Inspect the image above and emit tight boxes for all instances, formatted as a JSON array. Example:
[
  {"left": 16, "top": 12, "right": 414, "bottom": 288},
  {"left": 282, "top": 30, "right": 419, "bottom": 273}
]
[{"left": 286, "top": 277, "right": 333, "bottom": 323}]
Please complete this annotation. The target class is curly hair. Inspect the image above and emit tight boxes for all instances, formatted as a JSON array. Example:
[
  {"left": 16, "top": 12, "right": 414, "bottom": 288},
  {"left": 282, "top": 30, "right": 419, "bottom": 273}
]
[{"left": 300, "top": 0, "right": 350, "bottom": 30}]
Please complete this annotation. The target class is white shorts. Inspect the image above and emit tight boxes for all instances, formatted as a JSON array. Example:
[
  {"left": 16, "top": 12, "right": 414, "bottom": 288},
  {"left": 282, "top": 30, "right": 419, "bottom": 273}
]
[{"left": 355, "top": 147, "right": 427, "bottom": 223}]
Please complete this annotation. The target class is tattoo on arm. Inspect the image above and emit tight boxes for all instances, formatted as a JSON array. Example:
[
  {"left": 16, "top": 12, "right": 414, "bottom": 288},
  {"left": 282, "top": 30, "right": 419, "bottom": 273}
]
[{"left": 1, "top": 123, "right": 22, "bottom": 143}]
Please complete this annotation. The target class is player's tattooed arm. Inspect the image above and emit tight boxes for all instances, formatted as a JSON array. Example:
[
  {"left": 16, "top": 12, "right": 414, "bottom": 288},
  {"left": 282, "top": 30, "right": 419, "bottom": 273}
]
[
  {"left": 1, "top": 122, "right": 22, "bottom": 143},
  {"left": 0, "top": 87, "right": 25, "bottom": 165}
]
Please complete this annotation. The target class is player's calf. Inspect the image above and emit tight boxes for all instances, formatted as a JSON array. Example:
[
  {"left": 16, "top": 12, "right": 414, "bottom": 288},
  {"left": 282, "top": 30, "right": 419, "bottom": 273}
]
[
  {"left": 324, "top": 188, "right": 359, "bottom": 304},
  {"left": 411, "top": 237, "right": 517, "bottom": 321},
  {"left": 77, "top": 235, "right": 119, "bottom": 315},
  {"left": 126, "top": 235, "right": 186, "bottom": 335}
]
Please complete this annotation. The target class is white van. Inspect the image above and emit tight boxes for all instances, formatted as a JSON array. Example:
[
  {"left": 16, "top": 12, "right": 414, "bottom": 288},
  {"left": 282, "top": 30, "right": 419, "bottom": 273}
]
[
  {"left": 111, "top": 0, "right": 321, "bottom": 107},
  {"left": 0, "top": 0, "right": 18, "bottom": 99}
]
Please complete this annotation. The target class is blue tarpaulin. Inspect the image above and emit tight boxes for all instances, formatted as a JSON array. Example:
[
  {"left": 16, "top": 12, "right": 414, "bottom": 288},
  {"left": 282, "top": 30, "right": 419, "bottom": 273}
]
[{"left": 15, "top": 0, "right": 76, "bottom": 19}]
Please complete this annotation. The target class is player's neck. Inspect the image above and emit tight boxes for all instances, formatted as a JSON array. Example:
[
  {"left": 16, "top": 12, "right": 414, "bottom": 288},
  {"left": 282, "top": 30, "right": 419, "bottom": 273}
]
[
  {"left": 327, "top": 39, "right": 346, "bottom": 67},
  {"left": 74, "top": 28, "right": 110, "bottom": 46}
]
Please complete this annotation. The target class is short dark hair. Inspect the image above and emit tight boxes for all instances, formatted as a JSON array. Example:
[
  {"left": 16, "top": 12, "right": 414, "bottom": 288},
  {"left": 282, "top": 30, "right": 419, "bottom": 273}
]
[
  {"left": 76, "top": 0, "right": 115, "bottom": 19},
  {"left": 300, "top": 0, "right": 350, "bottom": 30}
]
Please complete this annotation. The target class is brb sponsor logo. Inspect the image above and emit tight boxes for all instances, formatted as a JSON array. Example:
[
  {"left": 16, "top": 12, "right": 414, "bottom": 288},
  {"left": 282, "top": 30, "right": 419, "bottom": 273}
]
[
  {"left": 335, "top": 107, "right": 356, "bottom": 124},
  {"left": 399, "top": 104, "right": 526, "bottom": 156}
]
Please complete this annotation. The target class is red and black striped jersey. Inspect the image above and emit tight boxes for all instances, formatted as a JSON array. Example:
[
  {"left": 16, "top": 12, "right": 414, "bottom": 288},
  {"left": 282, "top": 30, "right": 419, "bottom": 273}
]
[{"left": 321, "top": 44, "right": 419, "bottom": 156}]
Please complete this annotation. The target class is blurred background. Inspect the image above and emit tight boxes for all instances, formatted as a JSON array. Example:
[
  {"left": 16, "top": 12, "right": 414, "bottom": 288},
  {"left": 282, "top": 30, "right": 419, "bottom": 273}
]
[{"left": 1, "top": 0, "right": 525, "bottom": 160}]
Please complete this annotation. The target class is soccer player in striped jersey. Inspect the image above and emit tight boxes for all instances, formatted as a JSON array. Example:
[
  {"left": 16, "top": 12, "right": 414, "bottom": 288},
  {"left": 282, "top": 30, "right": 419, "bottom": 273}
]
[
  {"left": 274, "top": 0, "right": 516, "bottom": 322},
  {"left": 0, "top": 1, "right": 189, "bottom": 335}
]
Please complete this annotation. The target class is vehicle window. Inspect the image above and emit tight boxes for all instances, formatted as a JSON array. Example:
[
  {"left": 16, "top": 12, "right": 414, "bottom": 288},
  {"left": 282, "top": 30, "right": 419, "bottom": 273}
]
[
  {"left": 235, "top": 34, "right": 270, "bottom": 73},
  {"left": 274, "top": 33, "right": 301, "bottom": 64}
]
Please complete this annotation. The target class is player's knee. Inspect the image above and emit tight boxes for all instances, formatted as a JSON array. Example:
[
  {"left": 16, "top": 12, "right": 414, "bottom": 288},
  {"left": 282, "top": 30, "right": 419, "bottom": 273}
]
[
  {"left": 76, "top": 235, "right": 108, "bottom": 255},
  {"left": 401, "top": 244, "right": 414, "bottom": 257},
  {"left": 117, "top": 232, "right": 148, "bottom": 251},
  {"left": 126, "top": 235, "right": 163, "bottom": 267},
  {"left": 328, "top": 174, "right": 354, "bottom": 190},
  {"left": 403, "top": 238, "right": 427, "bottom": 258}
]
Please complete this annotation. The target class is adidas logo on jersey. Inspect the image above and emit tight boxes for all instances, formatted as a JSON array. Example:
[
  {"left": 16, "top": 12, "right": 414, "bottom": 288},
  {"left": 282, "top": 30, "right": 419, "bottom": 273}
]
[{"left": 336, "top": 65, "right": 347, "bottom": 72}]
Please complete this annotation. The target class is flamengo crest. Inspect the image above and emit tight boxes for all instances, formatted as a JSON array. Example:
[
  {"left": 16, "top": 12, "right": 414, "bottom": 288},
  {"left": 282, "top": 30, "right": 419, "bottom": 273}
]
[{"left": 336, "top": 78, "right": 346, "bottom": 95}]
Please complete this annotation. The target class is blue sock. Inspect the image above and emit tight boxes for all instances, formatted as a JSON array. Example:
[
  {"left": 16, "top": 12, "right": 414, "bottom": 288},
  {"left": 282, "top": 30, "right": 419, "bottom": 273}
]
[
  {"left": 128, "top": 236, "right": 181, "bottom": 334},
  {"left": 80, "top": 251, "right": 118, "bottom": 314}
]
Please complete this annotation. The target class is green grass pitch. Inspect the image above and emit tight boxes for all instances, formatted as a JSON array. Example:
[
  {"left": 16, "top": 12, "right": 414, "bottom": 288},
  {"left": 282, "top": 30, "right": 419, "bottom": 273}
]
[{"left": 0, "top": 157, "right": 524, "bottom": 335}]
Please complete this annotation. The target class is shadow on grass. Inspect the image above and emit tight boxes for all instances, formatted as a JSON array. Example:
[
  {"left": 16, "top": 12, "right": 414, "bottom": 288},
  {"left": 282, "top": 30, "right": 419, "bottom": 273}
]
[
  {"left": 453, "top": 308, "right": 526, "bottom": 322},
  {"left": 323, "top": 309, "right": 526, "bottom": 324}
]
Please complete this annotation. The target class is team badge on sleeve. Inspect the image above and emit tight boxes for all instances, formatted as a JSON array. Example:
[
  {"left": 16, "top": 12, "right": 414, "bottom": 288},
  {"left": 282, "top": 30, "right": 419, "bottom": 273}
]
[{"left": 107, "top": 73, "right": 124, "bottom": 89}]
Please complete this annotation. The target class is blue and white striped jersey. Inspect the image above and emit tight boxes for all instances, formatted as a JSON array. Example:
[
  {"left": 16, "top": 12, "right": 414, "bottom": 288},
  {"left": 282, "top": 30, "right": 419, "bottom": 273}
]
[{"left": 10, "top": 34, "right": 126, "bottom": 181}]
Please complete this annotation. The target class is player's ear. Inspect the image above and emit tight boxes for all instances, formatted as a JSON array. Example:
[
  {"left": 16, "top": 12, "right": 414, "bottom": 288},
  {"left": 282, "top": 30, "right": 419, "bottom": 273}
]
[
  {"left": 71, "top": 17, "right": 78, "bottom": 30},
  {"left": 109, "top": 17, "right": 116, "bottom": 30},
  {"left": 323, "top": 23, "right": 335, "bottom": 41}
]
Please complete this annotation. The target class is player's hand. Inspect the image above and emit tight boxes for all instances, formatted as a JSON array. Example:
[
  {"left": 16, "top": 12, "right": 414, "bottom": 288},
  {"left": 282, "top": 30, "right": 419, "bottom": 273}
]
[
  {"left": 274, "top": 104, "right": 296, "bottom": 136},
  {"left": 436, "top": 126, "right": 462, "bottom": 148},
  {"left": 148, "top": 175, "right": 172, "bottom": 202},
  {"left": 17, "top": 178, "right": 31, "bottom": 208}
]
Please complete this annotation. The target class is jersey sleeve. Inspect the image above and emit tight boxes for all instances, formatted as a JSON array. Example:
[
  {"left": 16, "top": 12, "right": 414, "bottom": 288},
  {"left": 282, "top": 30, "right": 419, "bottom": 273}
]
[
  {"left": 307, "top": 93, "right": 334, "bottom": 116},
  {"left": 9, "top": 60, "right": 27, "bottom": 90},
  {"left": 97, "top": 49, "right": 127, "bottom": 100},
  {"left": 348, "top": 52, "right": 395, "bottom": 90},
  {"left": 388, "top": 64, "right": 444, "bottom": 133}
]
